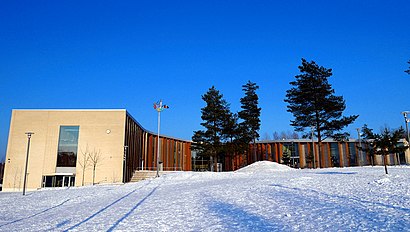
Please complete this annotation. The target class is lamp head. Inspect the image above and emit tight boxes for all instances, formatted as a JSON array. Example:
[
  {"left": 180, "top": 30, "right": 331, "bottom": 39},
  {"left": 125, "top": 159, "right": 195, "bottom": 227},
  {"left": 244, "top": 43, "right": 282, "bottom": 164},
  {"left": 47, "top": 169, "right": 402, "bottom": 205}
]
[{"left": 25, "top": 132, "right": 34, "bottom": 138}]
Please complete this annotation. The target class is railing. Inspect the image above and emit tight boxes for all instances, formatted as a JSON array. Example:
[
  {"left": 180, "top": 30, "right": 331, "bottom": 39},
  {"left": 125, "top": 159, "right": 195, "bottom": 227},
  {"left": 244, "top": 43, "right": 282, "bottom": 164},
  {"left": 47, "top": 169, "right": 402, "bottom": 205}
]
[{"left": 137, "top": 167, "right": 184, "bottom": 171}]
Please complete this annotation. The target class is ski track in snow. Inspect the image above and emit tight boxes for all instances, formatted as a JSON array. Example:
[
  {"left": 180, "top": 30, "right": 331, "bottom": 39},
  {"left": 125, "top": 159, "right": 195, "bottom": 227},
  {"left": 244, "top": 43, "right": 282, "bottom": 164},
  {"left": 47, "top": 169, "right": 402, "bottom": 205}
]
[{"left": 1, "top": 162, "right": 410, "bottom": 231}]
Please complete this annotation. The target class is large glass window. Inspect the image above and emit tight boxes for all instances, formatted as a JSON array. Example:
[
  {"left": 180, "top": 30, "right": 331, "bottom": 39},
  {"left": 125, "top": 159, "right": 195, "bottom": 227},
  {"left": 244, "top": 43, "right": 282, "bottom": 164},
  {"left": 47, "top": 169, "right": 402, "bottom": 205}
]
[
  {"left": 330, "top": 143, "right": 340, "bottom": 167},
  {"left": 349, "top": 143, "right": 357, "bottom": 166},
  {"left": 57, "top": 126, "right": 79, "bottom": 167}
]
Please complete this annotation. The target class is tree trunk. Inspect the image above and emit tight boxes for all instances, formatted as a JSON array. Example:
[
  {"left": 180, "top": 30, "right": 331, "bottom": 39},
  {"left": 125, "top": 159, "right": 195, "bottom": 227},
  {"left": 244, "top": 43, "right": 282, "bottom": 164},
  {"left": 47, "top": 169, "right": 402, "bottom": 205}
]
[
  {"left": 231, "top": 152, "right": 235, "bottom": 171},
  {"left": 93, "top": 166, "right": 96, "bottom": 185},
  {"left": 371, "top": 154, "right": 374, "bottom": 166},
  {"left": 317, "top": 127, "right": 321, "bottom": 169},
  {"left": 82, "top": 168, "right": 85, "bottom": 186},
  {"left": 383, "top": 154, "right": 388, "bottom": 175},
  {"left": 214, "top": 155, "right": 218, "bottom": 172}
]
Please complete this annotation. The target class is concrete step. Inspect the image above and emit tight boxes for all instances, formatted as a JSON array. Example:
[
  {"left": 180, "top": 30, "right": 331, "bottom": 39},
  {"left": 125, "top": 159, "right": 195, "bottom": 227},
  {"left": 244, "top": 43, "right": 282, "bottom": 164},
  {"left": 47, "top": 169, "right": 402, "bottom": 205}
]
[
  {"left": 130, "top": 170, "right": 178, "bottom": 182},
  {"left": 130, "top": 171, "right": 157, "bottom": 182}
]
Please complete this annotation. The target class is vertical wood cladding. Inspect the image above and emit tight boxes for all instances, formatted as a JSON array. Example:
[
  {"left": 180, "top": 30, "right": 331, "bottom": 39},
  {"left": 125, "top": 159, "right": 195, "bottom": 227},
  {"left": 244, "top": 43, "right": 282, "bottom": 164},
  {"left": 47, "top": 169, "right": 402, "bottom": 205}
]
[
  {"left": 124, "top": 113, "right": 192, "bottom": 182},
  {"left": 223, "top": 140, "right": 406, "bottom": 171}
]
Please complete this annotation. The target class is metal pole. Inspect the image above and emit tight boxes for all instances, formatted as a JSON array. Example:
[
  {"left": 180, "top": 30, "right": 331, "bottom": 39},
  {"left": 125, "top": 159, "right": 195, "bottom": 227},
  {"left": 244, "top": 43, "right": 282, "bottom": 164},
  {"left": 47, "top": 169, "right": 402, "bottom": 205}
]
[
  {"left": 356, "top": 128, "right": 362, "bottom": 166},
  {"left": 23, "top": 132, "right": 34, "bottom": 196},
  {"left": 311, "top": 126, "right": 316, "bottom": 169},
  {"left": 156, "top": 107, "right": 161, "bottom": 177},
  {"left": 402, "top": 111, "right": 410, "bottom": 143},
  {"left": 123, "top": 146, "right": 128, "bottom": 183},
  {"left": 407, "top": 118, "right": 410, "bottom": 144}
]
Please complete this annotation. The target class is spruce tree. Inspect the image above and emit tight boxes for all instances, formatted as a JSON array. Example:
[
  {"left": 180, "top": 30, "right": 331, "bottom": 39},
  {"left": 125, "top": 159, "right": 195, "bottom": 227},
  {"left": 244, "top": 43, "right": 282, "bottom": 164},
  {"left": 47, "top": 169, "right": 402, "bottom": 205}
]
[
  {"left": 192, "top": 86, "right": 231, "bottom": 171},
  {"left": 222, "top": 112, "right": 243, "bottom": 170},
  {"left": 238, "top": 81, "right": 261, "bottom": 162},
  {"left": 285, "top": 58, "right": 358, "bottom": 168}
]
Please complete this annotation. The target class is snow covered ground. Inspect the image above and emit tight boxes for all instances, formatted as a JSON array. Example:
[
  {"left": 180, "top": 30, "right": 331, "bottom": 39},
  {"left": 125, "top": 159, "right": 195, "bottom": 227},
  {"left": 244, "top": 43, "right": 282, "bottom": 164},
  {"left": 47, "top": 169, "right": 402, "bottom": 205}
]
[{"left": 1, "top": 161, "right": 409, "bottom": 231}]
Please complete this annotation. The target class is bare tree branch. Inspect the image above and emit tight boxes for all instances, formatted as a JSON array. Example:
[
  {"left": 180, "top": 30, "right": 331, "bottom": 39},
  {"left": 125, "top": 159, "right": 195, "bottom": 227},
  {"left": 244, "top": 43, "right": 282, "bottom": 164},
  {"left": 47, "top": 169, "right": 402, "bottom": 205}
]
[
  {"left": 78, "top": 145, "right": 91, "bottom": 186},
  {"left": 89, "top": 148, "right": 103, "bottom": 185}
]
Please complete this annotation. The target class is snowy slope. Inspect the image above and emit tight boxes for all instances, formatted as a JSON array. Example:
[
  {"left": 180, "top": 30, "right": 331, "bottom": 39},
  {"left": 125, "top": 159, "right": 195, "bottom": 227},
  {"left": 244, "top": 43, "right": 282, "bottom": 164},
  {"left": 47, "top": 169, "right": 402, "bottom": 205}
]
[{"left": 0, "top": 162, "right": 409, "bottom": 231}]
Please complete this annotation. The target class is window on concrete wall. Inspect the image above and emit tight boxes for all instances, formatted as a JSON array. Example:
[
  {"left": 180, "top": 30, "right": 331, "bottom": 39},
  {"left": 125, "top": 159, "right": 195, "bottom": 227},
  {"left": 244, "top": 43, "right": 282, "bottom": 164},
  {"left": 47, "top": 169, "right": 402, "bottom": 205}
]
[{"left": 56, "top": 126, "right": 79, "bottom": 167}]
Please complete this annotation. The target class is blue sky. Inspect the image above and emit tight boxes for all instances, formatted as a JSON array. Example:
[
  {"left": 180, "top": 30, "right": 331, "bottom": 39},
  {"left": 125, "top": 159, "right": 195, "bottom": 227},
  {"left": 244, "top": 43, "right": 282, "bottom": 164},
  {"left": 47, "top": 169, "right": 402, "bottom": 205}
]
[{"left": 1, "top": 1, "right": 409, "bottom": 161}]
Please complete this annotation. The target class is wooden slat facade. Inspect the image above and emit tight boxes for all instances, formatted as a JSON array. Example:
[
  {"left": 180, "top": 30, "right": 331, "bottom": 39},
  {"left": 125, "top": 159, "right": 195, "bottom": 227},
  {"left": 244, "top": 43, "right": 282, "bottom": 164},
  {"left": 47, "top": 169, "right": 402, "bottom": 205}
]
[
  {"left": 223, "top": 139, "right": 409, "bottom": 171},
  {"left": 124, "top": 113, "right": 192, "bottom": 182}
]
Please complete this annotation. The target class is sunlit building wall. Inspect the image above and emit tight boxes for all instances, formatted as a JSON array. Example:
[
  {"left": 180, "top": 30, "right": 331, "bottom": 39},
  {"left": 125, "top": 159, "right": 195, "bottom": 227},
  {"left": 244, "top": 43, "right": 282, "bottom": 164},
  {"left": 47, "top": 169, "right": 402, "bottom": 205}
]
[{"left": 2, "top": 110, "right": 191, "bottom": 192}]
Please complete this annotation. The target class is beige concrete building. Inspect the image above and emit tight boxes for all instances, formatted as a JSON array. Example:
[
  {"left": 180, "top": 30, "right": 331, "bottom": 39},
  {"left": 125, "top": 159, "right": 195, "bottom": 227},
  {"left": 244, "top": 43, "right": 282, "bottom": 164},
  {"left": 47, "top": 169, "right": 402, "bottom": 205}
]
[{"left": 2, "top": 110, "right": 192, "bottom": 192}]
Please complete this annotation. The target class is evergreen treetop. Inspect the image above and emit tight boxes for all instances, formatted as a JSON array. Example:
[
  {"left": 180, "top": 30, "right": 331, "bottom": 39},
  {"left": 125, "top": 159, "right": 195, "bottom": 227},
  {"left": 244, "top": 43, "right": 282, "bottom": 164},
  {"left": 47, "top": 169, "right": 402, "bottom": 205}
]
[
  {"left": 238, "top": 80, "right": 261, "bottom": 143},
  {"left": 285, "top": 58, "right": 358, "bottom": 142}
]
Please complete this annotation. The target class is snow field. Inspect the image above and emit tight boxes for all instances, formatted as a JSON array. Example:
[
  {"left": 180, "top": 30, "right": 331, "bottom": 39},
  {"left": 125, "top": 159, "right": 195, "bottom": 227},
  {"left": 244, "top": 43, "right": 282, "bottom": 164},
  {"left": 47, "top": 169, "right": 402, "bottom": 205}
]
[{"left": 0, "top": 161, "right": 409, "bottom": 231}]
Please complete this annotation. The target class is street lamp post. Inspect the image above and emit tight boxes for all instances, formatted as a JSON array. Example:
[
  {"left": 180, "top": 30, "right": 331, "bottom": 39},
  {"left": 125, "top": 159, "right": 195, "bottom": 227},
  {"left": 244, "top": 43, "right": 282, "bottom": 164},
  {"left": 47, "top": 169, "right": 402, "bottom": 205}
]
[
  {"left": 154, "top": 100, "right": 169, "bottom": 177},
  {"left": 23, "top": 132, "right": 34, "bottom": 196},
  {"left": 369, "top": 142, "right": 374, "bottom": 166},
  {"left": 402, "top": 111, "right": 410, "bottom": 143},
  {"left": 123, "top": 145, "right": 128, "bottom": 183},
  {"left": 311, "top": 126, "right": 316, "bottom": 169},
  {"left": 356, "top": 128, "right": 362, "bottom": 166}
]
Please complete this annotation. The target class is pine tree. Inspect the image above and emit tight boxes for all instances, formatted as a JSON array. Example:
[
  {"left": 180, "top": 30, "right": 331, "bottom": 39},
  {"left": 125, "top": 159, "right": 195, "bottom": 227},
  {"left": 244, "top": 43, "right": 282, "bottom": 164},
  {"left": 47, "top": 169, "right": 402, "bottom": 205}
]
[
  {"left": 238, "top": 81, "right": 261, "bottom": 162},
  {"left": 192, "top": 86, "right": 231, "bottom": 171},
  {"left": 285, "top": 59, "right": 358, "bottom": 168},
  {"left": 359, "top": 125, "right": 409, "bottom": 174}
]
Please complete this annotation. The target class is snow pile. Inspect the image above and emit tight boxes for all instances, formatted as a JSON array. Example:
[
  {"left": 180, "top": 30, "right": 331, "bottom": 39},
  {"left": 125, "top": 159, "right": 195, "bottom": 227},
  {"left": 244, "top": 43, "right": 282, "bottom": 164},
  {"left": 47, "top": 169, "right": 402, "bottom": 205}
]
[{"left": 235, "top": 161, "right": 292, "bottom": 173}]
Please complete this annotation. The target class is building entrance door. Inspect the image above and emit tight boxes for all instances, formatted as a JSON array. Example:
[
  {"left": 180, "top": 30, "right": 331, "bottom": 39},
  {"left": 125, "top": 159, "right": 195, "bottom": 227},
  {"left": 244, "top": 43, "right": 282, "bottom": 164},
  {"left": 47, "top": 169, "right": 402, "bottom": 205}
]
[{"left": 42, "top": 175, "right": 76, "bottom": 188}]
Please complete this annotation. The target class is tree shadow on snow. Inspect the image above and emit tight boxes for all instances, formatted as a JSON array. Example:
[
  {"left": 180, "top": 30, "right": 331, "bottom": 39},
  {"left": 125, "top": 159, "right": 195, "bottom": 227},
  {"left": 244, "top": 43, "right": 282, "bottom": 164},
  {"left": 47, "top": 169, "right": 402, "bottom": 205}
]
[
  {"left": 315, "top": 171, "right": 357, "bottom": 175},
  {"left": 207, "top": 200, "right": 290, "bottom": 231},
  {"left": 0, "top": 199, "right": 71, "bottom": 229},
  {"left": 270, "top": 184, "right": 410, "bottom": 213},
  {"left": 64, "top": 180, "right": 153, "bottom": 231},
  {"left": 269, "top": 184, "right": 410, "bottom": 230},
  {"left": 106, "top": 185, "right": 159, "bottom": 232}
]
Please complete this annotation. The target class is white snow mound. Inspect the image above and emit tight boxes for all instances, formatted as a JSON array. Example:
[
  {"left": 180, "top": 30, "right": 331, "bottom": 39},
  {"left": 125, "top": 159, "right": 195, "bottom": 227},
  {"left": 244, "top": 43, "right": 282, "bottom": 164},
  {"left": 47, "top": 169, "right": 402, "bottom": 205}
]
[{"left": 235, "top": 161, "right": 292, "bottom": 173}]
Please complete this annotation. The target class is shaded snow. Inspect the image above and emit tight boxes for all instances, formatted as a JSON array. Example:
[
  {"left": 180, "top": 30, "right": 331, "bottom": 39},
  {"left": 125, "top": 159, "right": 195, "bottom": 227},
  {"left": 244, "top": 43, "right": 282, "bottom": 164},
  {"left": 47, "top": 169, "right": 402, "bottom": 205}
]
[{"left": 1, "top": 163, "right": 410, "bottom": 231}]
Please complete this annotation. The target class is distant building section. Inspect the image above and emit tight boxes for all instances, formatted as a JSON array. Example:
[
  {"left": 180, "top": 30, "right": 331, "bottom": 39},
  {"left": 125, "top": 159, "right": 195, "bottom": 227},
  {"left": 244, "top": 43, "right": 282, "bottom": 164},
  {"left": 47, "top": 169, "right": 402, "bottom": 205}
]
[
  {"left": 2, "top": 110, "right": 191, "bottom": 192},
  {"left": 222, "top": 139, "right": 410, "bottom": 171}
]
